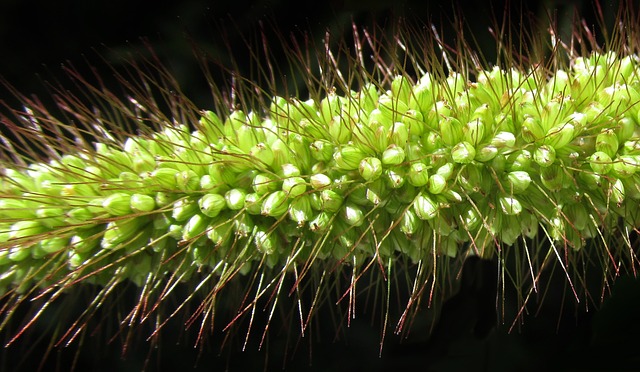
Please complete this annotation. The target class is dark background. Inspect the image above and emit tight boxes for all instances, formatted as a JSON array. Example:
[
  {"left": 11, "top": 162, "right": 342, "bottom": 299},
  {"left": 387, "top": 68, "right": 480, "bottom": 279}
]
[{"left": 1, "top": 0, "right": 639, "bottom": 371}]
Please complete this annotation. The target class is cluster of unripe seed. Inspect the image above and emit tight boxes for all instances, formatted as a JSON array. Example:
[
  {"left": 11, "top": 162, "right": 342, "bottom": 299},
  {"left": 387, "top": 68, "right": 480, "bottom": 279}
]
[{"left": 1, "top": 51, "right": 640, "bottom": 294}]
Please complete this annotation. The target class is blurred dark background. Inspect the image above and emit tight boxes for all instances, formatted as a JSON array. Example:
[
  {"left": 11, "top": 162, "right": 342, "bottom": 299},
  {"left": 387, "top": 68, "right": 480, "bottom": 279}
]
[{"left": 0, "top": 0, "right": 638, "bottom": 371}]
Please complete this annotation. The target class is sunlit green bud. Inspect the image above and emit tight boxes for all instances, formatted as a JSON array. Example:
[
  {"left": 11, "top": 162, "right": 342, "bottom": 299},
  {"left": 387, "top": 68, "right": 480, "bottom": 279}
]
[
  {"left": 428, "top": 174, "right": 447, "bottom": 194},
  {"left": 254, "top": 228, "right": 276, "bottom": 255},
  {"left": 130, "top": 194, "right": 155, "bottom": 213},
  {"left": 198, "top": 194, "right": 226, "bottom": 217},
  {"left": 612, "top": 155, "right": 639, "bottom": 178},
  {"left": 61, "top": 182, "right": 96, "bottom": 197},
  {"left": 175, "top": 170, "right": 200, "bottom": 192},
  {"left": 610, "top": 178, "right": 625, "bottom": 207},
  {"left": 282, "top": 176, "right": 307, "bottom": 197},
  {"left": 475, "top": 145, "right": 498, "bottom": 162},
  {"left": 154, "top": 191, "right": 175, "bottom": 208},
  {"left": 225, "top": 188, "right": 247, "bottom": 210},
  {"left": 391, "top": 75, "right": 412, "bottom": 104},
  {"left": 521, "top": 116, "right": 544, "bottom": 142},
  {"left": 440, "top": 116, "right": 463, "bottom": 146},
  {"left": 463, "top": 119, "right": 486, "bottom": 146},
  {"left": 490, "top": 131, "right": 516, "bottom": 149},
  {"left": 252, "top": 173, "right": 278, "bottom": 195},
  {"left": 0, "top": 198, "right": 37, "bottom": 220},
  {"left": 101, "top": 218, "right": 143, "bottom": 249},
  {"left": 102, "top": 193, "right": 132, "bottom": 216},
  {"left": 381, "top": 145, "right": 405, "bottom": 165},
  {"left": 615, "top": 117, "right": 635, "bottom": 143},
  {"left": 378, "top": 95, "right": 409, "bottom": 124},
  {"left": 289, "top": 195, "right": 312, "bottom": 226},
  {"left": 172, "top": 198, "right": 199, "bottom": 221},
  {"left": 320, "top": 92, "right": 342, "bottom": 123},
  {"left": 328, "top": 114, "right": 352, "bottom": 143},
  {"left": 402, "top": 109, "right": 425, "bottom": 136},
  {"left": 8, "top": 247, "right": 30, "bottom": 262},
  {"left": 533, "top": 145, "right": 556, "bottom": 167},
  {"left": 506, "top": 171, "right": 532, "bottom": 193},
  {"left": 261, "top": 191, "right": 289, "bottom": 217},
  {"left": 310, "top": 211, "right": 332, "bottom": 233},
  {"left": 451, "top": 141, "right": 476, "bottom": 164},
  {"left": 35, "top": 206, "right": 65, "bottom": 228},
  {"left": 589, "top": 151, "right": 613, "bottom": 174},
  {"left": 149, "top": 168, "right": 178, "bottom": 190},
  {"left": 39, "top": 236, "right": 68, "bottom": 254},
  {"left": 540, "top": 165, "right": 565, "bottom": 191},
  {"left": 622, "top": 139, "right": 640, "bottom": 155},
  {"left": 595, "top": 129, "right": 619, "bottom": 158},
  {"left": 499, "top": 196, "right": 522, "bottom": 216},
  {"left": 365, "top": 180, "right": 388, "bottom": 206},
  {"left": 310, "top": 173, "right": 331, "bottom": 190},
  {"left": 334, "top": 145, "right": 366, "bottom": 171},
  {"left": 64, "top": 207, "right": 93, "bottom": 225},
  {"left": 358, "top": 157, "right": 383, "bottom": 181},
  {"left": 545, "top": 123, "right": 575, "bottom": 149},
  {"left": 182, "top": 214, "right": 209, "bottom": 241},
  {"left": 10, "top": 220, "right": 45, "bottom": 240},
  {"left": 233, "top": 213, "right": 254, "bottom": 237},
  {"left": 436, "top": 162, "right": 455, "bottom": 180},
  {"left": 310, "top": 140, "right": 334, "bottom": 162},
  {"left": 341, "top": 202, "right": 365, "bottom": 227},
  {"left": 385, "top": 167, "right": 405, "bottom": 188},
  {"left": 413, "top": 193, "right": 438, "bottom": 220},
  {"left": 399, "top": 208, "right": 419, "bottom": 237},
  {"left": 407, "top": 162, "right": 429, "bottom": 187},
  {"left": 167, "top": 224, "right": 183, "bottom": 240},
  {"left": 508, "top": 150, "right": 532, "bottom": 171},
  {"left": 389, "top": 122, "right": 409, "bottom": 146},
  {"left": 461, "top": 208, "right": 481, "bottom": 231},
  {"left": 207, "top": 221, "right": 233, "bottom": 246},
  {"left": 249, "top": 143, "right": 274, "bottom": 167},
  {"left": 320, "top": 189, "right": 344, "bottom": 213}
]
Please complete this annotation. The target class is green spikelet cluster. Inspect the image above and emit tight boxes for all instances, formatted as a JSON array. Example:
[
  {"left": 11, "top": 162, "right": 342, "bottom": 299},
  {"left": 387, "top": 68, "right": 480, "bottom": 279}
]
[{"left": 2, "top": 50, "right": 640, "bottom": 295}]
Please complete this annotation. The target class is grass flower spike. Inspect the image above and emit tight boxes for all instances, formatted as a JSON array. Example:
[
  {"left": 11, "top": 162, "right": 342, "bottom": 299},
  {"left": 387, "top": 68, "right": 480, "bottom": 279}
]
[{"left": 1, "top": 2, "right": 640, "bottom": 369}]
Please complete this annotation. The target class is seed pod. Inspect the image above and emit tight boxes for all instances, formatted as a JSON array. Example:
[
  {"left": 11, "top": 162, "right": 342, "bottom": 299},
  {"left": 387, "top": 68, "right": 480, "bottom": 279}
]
[
  {"left": 506, "top": 171, "right": 532, "bottom": 193},
  {"left": 499, "top": 196, "right": 523, "bottom": 216},
  {"left": 475, "top": 145, "right": 498, "bottom": 162},
  {"left": 589, "top": 151, "right": 613, "bottom": 174},
  {"left": 183, "top": 213, "right": 209, "bottom": 241},
  {"left": 172, "top": 198, "right": 199, "bottom": 221},
  {"left": 253, "top": 173, "right": 278, "bottom": 195},
  {"left": 595, "top": 129, "right": 619, "bottom": 158},
  {"left": 149, "top": 168, "right": 179, "bottom": 190},
  {"left": 243, "top": 193, "right": 263, "bottom": 215},
  {"left": 545, "top": 123, "right": 575, "bottom": 149},
  {"left": 540, "top": 165, "right": 565, "bottom": 191},
  {"left": 463, "top": 119, "right": 486, "bottom": 146},
  {"left": 320, "top": 189, "right": 344, "bottom": 213},
  {"left": 310, "top": 140, "right": 334, "bottom": 162},
  {"left": 35, "top": 206, "right": 65, "bottom": 228},
  {"left": 101, "top": 218, "right": 144, "bottom": 249},
  {"left": 440, "top": 116, "right": 463, "bottom": 146},
  {"left": 254, "top": 228, "right": 276, "bottom": 255},
  {"left": 261, "top": 191, "right": 289, "bottom": 217},
  {"left": 612, "top": 155, "right": 639, "bottom": 178},
  {"left": 451, "top": 141, "right": 476, "bottom": 164},
  {"left": 341, "top": 202, "right": 365, "bottom": 227},
  {"left": 491, "top": 131, "right": 516, "bottom": 149},
  {"left": 225, "top": 189, "right": 247, "bottom": 210},
  {"left": 507, "top": 150, "right": 532, "bottom": 171},
  {"left": 381, "top": 145, "right": 406, "bottom": 165},
  {"left": 309, "top": 211, "right": 332, "bottom": 233},
  {"left": 207, "top": 220, "right": 233, "bottom": 247},
  {"left": 282, "top": 176, "right": 307, "bottom": 197},
  {"left": 102, "top": 193, "right": 133, "bottom": 216},
  {"left": 428, "top": 174, "right": 447, "bottom": 194},
  {"left": 289, "top": 195, "right": 312, "bottom": 225},
  {"left": 130, "top": 194, "right": 156, "bottom": 212},
  {"left": 610, "top": 178, "right": 625, "bottom": 207},
  {"left": 249, "top": 143, "right": 274, "bottom": 168},
  {"left": 400, "top": 208, "right": 419, "bottom": 236},
  {"left": 334, "top": 145, "right": 366, "bottom": 171},
  {"left": 413, "top": 193, "right": 438, "bottom": 220},
  {"left": 407, "top": 162, "right": 429, "bottom": 187},
  {"left": 359, "top": 157, "right": 383, "bottom": 181},
  {"left": 533, "top": 145, "right": 556, "bottom": 167}
]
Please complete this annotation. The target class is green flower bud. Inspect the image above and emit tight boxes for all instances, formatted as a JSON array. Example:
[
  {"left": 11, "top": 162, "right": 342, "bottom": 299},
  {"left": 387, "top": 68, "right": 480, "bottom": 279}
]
[
  {"left": 440, "top": 116, "right": 463, "bottom": 146},
  {"left": 225, "top": 188, "right": 247, "bottom": 210},
  {"left": 149, "top": 168, "right": 179, "bottom": 190},
  {"left": 334, "top": 145, "right": 366, "bottom": 171},
  {"left": 310, "top": 173, "right": 332, "bottom": 190},
  {"left": 207, "top": 221, "right": 233, "bottom": 247},
  {"left": 506, "top": 171, "right": 532, "bottom": 193},
  {"left": 10, "top": 220, "right": 45, "bottom": 240},
  {"left": 508, "top": 150, "right": 532, "bottom": 171},
  {"left": 282, "top": 177, "right": 307, "bottom": 197},
  {"left": 533, "top": 145, "right": 556, "bottom": 167},
  {"left": 544, "top": 123, "right": 575, "bottom": 149},
  {"left": 289, "top": 195, "right": 312, "bottom": 225},
  {"left": 309, "top": 212, "right": 332, "bottom": 233},
  {"left": 610, "top": 178, "right": 625, "bottom": 207},
  {"left": 428, "top": 174, "right": 447, "bottom": 194},
  {"left": 172, "top": 198, "right": 199, "bottom": 221},
  {"left": 589, "top": 151, "right": 613, "bottom": 174},
  {"left": 407, "top": 162, "right": 429, "bottom": 187},
  {"left": 320, "top": 189, "right": 344, "bottom": 213},
  {"left": 359, "top": 157, "right": 383, "bottom": 181},
  {"left": 243, "top": 193, "right": 263, "bottom": 215},
  {"left": 39, "top": 236, "right": 68, "bottom": 254},
  {"left": 463, "top": 119, "right": 486, "bottom": 145},
  {"left": 310, "top": 140, "right": 334, "bottom": 162},
  {"left": 261, "top": 191, "right": 289, "bottom": 217},
  {"left": 175, "top": 170, "right": 200, "bottom": 192},
  {"left": 381, "top": 145, "right": 406, "bottom": 165},
  {"left": 255, "top": 228, "right": 276, "bottom": 255},
  {"left": 341, "top": 202, "right": 365, "bottom": 227},
  {"left": 183, "top": 214, "right": 209, "bottom": 241},
  {"left": 130, "top": 194, "right": 156, "bottom": 212},
  {"left": 595, "top": 129, "right": 619, "bottom": 158},
  {"left": 101, "top": 218, "right": 144, "bottom": 249},
  {"left": 35, "top": 206, "right": 65, "bottom": 228},
  {"left": 65, "top": 207, "right": 93, "bottom": 225},
  {"left": 413, "top": 193, "right": 438, "bottom": 220},
  {"left": 491, "top": 131, "right": 516, "bottom": 148},
  {"left": 400, "top": 208, "right": 419, "bottom": 237},
  {"left": 384, "top": 167, "right": 405, "bottom": 188},
  {"left": 253, "top": 173, "right": 278, "bottom": 195},
  {"left": 499, "top": 196, "right": 523, "bottom": 216},
  {"left": 249, "top": 143, "right": 274, "bottom": 167},
  {"left": 612, "top": 155, "right": 639, "bottom": 178},
  {"left": 540, "top": 165, "right": 565, "bottom": 191},
  {"left": 475, "top": 145, "right": 498, "bottom": 162},
  {"left": 102, "top": 193, "right": 133, "bottom": 216},
  {"left": 451, "top": 141, "right": 476, "bottom": 164},
  {"left": 436, "top": 163, "right": 455, "bottom": 180},
  {"left": 198, "top": 194, "right": 226, "bottom": 217}
]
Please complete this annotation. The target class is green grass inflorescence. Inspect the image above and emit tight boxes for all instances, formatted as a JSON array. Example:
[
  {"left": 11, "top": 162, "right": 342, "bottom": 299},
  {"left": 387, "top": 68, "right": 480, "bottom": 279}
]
[{"left": 1, "top": 2, "right": 640, "bottom": 367}]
